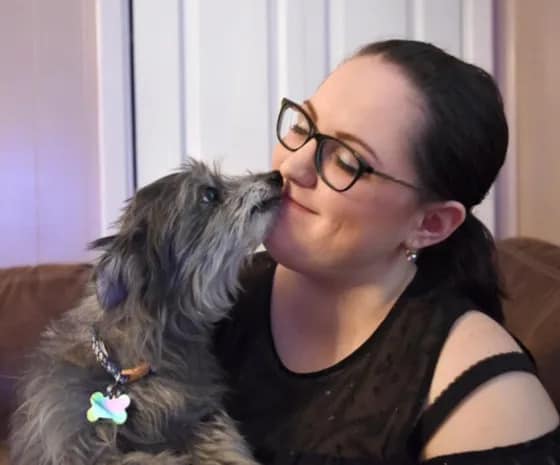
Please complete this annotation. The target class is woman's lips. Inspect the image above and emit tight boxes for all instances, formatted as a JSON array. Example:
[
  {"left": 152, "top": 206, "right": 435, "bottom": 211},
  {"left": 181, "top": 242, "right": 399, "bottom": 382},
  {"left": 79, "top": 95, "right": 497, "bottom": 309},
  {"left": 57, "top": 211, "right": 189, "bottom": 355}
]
[{"left": 283, "top": 195, "right": 318, "bottom": 215}]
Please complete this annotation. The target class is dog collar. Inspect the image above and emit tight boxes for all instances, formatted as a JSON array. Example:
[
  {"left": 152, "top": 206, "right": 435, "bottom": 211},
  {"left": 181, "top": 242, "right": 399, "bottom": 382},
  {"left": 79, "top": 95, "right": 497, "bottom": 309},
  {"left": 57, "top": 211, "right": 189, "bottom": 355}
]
[
  {"left": 86, "top": 328, "right": 151, "bottom": 425},
  {"left": 91, "top": 329, "right": 151, "bottom": 387}
]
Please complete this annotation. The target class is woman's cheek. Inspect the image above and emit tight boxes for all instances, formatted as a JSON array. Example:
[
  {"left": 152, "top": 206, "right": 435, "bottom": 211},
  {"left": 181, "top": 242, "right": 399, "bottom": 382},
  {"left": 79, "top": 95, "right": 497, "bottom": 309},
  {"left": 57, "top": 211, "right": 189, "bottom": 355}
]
[{"left": 272, "top": 144, "right": 288, "bottom": 171}]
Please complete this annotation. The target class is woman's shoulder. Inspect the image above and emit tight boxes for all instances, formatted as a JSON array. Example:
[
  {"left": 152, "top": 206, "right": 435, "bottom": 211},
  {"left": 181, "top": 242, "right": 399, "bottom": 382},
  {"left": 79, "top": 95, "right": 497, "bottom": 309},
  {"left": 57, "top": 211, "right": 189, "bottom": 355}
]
[
  {"left": 423, "top": 310, "right": 560, "bottom": 460},
  {"left": 428, "top": 310, "right": 525, "bottom": 402}
]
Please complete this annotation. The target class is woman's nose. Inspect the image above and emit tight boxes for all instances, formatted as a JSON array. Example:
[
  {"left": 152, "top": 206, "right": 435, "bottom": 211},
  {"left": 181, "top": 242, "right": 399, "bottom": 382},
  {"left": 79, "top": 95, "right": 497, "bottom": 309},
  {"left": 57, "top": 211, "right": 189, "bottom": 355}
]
[{"left": 273, "top": 140, "right": 318, "bottom": 189}]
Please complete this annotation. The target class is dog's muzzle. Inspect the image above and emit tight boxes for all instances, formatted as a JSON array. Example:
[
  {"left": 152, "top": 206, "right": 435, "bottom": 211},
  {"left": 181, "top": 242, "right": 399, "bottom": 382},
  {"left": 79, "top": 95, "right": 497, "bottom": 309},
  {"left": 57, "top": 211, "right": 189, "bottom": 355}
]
[{"left": 252, "top": 171, "right": 283, "bottom": 213}]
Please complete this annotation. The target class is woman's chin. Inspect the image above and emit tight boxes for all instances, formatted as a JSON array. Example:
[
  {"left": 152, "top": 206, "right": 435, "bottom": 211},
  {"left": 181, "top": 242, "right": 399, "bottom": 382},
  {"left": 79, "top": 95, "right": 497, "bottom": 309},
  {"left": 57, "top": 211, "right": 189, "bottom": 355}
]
[{"left": 264, "top": 228, "right": 302, "bottom": 264}]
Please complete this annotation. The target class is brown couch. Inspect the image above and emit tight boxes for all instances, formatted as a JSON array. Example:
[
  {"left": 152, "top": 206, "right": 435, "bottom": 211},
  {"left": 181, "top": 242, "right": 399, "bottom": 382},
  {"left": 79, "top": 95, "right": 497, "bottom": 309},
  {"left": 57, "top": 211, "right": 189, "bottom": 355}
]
[
  {"left": 1, "top": 238, "right": 559, "bottom": 464},
  {"left": 0, "top": 264, "right": 92, "bottom": 465}
]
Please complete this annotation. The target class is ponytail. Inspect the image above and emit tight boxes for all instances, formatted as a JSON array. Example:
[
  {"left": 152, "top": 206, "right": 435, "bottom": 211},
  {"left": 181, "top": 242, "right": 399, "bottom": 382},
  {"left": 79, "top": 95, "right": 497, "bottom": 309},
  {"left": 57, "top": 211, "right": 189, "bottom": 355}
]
[
  {"left": 417, "top": 212, "right": 504, "bottom": 321},
  {"left": 353, "top": 41, "right": 508, "bottom": 320}
]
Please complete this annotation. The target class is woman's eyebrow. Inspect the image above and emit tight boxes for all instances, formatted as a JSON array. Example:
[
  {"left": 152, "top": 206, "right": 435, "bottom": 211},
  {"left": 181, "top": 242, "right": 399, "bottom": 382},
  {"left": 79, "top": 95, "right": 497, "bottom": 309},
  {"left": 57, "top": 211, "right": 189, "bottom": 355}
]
[
  {"left": 302, "top": 99, "right": 318, "bottom": 121},
  {"left": 303, "top": 99, "right": 382, "bottom": 166}
]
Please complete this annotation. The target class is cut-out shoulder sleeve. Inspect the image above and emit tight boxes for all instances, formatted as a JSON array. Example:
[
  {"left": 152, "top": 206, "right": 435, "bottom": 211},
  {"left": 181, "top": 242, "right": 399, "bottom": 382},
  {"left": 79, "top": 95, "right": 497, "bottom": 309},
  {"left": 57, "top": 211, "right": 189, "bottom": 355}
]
[
  {"left": 410, "top": 352, "right": 537, "bottom": 450},
  {"left": 420, "top": 426, "right": 560, "bottom": 464},
  {"left": 411, "top": 352, "right": 560, "bottom": 464}
]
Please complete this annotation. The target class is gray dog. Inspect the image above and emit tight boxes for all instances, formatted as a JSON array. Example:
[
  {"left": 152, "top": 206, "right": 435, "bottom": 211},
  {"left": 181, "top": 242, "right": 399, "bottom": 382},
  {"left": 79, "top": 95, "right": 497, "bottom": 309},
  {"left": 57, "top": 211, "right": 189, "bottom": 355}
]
[{"left": 9, "top": 159, "right": 283, "bottom": 465}]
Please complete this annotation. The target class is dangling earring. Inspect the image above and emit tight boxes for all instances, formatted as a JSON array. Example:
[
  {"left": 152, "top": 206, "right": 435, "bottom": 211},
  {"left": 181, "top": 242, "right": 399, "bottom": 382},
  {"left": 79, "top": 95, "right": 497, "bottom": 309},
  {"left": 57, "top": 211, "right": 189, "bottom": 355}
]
[{"left": 405, "top": 248, "right": 418, "bottom": 264}]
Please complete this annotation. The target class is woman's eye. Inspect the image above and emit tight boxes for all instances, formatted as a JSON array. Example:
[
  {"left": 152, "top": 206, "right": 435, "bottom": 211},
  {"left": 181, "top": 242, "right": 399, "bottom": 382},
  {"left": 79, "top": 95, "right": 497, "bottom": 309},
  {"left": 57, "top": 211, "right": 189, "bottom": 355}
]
[
  {"left": 201, "top": 186, "right": 219, "bottom": 204},
  {"left": 334, "top": 152, "right": 360, "bottom": 175},
  {"left": 290, "top": 123, "right": 308, "bottom": 136}
]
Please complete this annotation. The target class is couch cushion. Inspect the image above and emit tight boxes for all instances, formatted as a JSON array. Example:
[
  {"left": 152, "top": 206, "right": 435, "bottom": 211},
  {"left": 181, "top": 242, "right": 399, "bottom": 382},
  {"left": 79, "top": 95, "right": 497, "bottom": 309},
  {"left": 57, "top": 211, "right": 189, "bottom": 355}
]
[
  {"left": 1, "top": 238, "right": 559, "bottom": 452},
  {"left": 497, "top": 237, "right": 560, "bottom": 409},
  {"left": 0, "top": 263, "right": 91, "bottom": 441}
]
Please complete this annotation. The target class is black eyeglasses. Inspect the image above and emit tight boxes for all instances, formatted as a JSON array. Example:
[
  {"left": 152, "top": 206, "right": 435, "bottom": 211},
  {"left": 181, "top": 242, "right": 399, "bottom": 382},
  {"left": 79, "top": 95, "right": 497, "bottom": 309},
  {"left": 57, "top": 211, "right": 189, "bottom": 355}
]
[{"left": 276, "top": 97, "right": 422, "bottom": 192}]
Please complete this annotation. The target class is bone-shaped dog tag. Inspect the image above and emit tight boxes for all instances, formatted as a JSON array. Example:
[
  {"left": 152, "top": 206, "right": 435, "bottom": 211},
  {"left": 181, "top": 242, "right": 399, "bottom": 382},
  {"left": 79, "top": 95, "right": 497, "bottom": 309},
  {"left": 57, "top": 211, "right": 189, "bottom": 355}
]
[{"left": 86, "top": 391, "right": 130, "bottom": 425}]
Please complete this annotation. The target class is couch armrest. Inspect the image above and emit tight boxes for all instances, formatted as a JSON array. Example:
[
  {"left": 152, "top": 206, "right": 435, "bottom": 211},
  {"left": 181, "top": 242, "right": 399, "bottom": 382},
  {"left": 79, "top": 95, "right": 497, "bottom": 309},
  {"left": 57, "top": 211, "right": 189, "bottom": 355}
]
[
  {"left": 0, "top": 263, "right": 92, "bottom": 441},
  {"left": 498, "top": 237, "right": 560, "bottom": 410}
]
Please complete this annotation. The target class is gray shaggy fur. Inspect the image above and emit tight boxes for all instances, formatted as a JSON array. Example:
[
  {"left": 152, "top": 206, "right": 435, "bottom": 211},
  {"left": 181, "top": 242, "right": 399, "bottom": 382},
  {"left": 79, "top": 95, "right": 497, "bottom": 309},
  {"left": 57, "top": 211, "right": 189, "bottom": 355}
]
[{"left": 9, "top": 159, "right": 283, "bottom": 465}]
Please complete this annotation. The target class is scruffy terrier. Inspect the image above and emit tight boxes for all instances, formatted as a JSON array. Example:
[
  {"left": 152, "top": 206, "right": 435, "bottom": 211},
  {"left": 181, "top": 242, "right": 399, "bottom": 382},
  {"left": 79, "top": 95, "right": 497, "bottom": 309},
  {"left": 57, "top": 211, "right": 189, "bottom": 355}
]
[{"left": 9, "top": 159, "right": 283, "bottom": 465}]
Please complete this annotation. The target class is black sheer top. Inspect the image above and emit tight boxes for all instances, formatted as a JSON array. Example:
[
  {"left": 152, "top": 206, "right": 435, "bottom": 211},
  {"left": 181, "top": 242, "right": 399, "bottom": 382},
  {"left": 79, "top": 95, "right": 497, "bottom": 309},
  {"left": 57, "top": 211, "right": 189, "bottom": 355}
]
[{"left": 214, "top": 253, "right": 560, "bottom": 465}]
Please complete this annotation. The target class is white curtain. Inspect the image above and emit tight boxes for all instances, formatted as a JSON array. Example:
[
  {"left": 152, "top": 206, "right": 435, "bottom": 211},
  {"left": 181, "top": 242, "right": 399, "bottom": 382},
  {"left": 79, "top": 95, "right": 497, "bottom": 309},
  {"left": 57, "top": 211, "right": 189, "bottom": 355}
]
[{"left": 128, "top": 0, "right": 498, "bottom": 233}]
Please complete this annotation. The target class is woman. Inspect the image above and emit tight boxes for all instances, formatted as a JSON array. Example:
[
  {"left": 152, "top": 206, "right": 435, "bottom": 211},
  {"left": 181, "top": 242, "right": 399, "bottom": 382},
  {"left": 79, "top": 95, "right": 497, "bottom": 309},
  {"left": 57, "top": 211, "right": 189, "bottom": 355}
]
[{"left": 215, "top": 40, "right": 560, "bottom": 464}]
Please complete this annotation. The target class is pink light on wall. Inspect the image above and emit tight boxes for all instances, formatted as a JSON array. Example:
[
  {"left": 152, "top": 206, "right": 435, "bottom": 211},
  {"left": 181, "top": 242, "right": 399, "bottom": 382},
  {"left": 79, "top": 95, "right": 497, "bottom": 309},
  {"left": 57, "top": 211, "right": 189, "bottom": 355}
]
[{"left": 0, "top": 0, "right": 100, "bottom": 268}]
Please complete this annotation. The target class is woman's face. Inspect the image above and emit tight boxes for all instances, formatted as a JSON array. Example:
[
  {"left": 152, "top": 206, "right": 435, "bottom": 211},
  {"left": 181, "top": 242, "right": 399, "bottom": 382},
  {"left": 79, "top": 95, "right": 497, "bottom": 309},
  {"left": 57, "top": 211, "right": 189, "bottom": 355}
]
[{"left": 265, "top": 55, "right": 426, "bottom": 277}]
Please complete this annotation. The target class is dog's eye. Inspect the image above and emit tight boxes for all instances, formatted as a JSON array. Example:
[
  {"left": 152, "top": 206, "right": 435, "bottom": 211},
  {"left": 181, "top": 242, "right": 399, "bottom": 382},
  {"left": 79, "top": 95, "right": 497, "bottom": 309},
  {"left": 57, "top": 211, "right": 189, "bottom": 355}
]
[{"left": 201, "top": 186, "right": 219, "bottom": 204}]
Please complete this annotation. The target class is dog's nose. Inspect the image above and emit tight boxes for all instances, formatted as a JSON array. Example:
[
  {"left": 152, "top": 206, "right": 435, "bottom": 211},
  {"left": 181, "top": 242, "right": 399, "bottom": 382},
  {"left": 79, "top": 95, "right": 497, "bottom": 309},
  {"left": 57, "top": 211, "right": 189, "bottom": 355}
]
[{"left": 266, "top": 170, "right": 283, "bottom": 188}]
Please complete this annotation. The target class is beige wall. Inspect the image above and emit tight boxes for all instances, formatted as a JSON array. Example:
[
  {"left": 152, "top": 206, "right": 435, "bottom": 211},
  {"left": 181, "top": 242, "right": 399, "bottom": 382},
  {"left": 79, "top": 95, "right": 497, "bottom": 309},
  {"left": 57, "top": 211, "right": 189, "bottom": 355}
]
[
  {"left": 0, "top": 0, "right": 100, "bottom": 267},
  {"left": 496, "top": 0, "right": 560, "bottom": 245}
]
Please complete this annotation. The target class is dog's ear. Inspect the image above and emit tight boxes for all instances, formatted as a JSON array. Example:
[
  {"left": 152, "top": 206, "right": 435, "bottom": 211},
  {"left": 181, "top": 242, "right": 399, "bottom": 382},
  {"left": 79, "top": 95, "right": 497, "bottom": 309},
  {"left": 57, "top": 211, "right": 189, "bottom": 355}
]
[
  {"left": 89, "top": 235, "right": 128, "bottom": 310},
  {"left": 89, "top": 235, "right": 116, "bottom": 250}
]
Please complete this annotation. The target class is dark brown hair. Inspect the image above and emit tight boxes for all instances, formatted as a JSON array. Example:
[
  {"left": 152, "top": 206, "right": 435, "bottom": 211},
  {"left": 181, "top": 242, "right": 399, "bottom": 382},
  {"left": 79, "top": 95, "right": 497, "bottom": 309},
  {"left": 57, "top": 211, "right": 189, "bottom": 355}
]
[{"left": 355, "top": 40, "right": 508, "bottom": 321}]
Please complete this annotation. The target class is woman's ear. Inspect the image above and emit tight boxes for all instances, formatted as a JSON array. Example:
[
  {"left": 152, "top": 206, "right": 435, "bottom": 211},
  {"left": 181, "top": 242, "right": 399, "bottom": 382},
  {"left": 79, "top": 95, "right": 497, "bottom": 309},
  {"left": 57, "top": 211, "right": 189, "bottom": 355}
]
[
  {"left": 406, "top": 200, "right": 466, "bottom": 250},
  {"left": 89, "top": 236, "right": 128, "bottom": 310}
]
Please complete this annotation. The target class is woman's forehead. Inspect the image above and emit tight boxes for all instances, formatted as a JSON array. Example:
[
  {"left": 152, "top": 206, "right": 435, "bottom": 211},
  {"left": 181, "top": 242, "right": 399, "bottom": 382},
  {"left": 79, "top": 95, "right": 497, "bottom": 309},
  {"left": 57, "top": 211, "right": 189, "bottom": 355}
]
[
  {"left": 314, "top": 56, "right": 420, "bottom": 121},
  {"left": 308, "top": 56, "right": 424, "bottom": 168}
]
